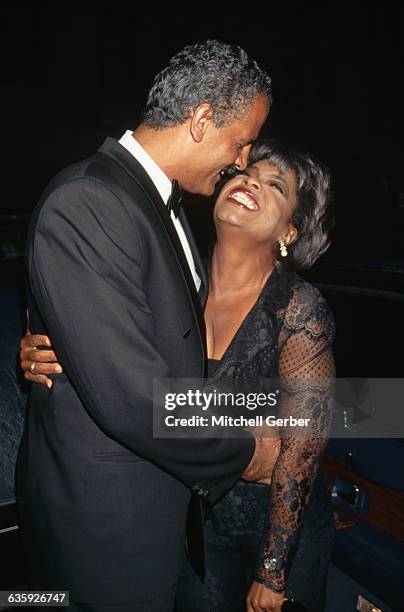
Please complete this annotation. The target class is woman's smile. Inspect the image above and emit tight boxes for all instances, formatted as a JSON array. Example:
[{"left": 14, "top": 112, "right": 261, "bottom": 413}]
[{"left": 226, "top": 187, "right": 260, "bottom": 211}]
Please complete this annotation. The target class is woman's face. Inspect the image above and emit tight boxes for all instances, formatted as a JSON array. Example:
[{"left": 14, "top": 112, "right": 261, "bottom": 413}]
[{"left": 214, "top": 159, "right": 298, "bottom": 246}]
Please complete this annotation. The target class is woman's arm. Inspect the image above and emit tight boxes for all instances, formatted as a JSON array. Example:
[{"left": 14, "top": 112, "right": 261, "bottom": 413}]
[
  {"left": 252, "top": 293, "right": 335, "bottom": 596},
  {"left": 20, "top": 329, "right": 62, "bottom": 387}
]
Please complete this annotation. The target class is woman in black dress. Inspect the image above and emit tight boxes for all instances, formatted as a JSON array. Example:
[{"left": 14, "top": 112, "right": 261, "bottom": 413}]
[
  {"left": 175, "top": 140, "right": 335, "bottom": 612},
  {"left": 20, "top": 140, "right": 335, "bottom": 612}
]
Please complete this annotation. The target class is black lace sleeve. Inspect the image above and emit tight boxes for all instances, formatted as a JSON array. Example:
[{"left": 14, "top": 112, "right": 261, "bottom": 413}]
[{"left": 255, "top": 284, "right": 336, "bottom": 592}]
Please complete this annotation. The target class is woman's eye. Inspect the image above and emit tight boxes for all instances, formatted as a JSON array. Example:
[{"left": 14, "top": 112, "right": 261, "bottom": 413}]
[{"left": 270, "top": 181, "right": 285, "bottom": 196}]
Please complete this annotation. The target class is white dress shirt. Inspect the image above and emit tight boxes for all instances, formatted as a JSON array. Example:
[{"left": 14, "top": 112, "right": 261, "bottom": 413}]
[{"left": 119, "top": 131, "right": 201, "bottom": 291}]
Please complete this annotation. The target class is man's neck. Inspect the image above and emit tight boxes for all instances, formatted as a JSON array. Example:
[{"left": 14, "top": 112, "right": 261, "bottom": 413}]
[{"left": 132, "top": 124, "right": 188, "bottom": 184}]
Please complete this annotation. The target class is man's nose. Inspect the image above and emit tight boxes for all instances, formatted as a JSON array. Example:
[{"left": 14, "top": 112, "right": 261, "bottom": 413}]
[{"left": 235, "top": 144, "right": 252, "bottom": 171}]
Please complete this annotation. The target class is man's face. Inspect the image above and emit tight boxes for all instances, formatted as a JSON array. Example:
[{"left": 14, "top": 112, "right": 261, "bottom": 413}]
[{"left": 184, "top": 93, "right": 269, "bottom": 196}]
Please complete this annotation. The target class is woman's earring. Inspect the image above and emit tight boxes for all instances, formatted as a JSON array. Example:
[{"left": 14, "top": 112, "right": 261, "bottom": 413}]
[{"left": 279, "top": 240, "right": 288, "bottom": 257}]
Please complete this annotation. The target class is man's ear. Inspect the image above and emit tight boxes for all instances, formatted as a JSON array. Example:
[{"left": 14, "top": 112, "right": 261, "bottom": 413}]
[{"left": 190, "top": 103, "right": 213, "bottom": 143}]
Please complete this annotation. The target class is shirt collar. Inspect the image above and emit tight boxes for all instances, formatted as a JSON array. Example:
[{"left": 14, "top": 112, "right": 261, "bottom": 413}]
[{"left": 118, "top": 130, "right": 172, "bottom": 204}]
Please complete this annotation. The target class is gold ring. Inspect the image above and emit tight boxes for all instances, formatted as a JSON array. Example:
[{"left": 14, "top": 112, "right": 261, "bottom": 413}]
[{"left": 30, "top": 362, "right": 36, "bottom": 374}]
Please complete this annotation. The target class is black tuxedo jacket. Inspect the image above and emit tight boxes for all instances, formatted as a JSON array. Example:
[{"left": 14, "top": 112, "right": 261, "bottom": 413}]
[{"left": 18, "top": 138, "right": 254, "bottom": 606}]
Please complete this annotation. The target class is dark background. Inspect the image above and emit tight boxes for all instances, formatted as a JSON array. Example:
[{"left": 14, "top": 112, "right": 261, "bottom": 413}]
[
  {"left": 0, "top": 11, "right": 403, "bottom": 604},
  {"left": 1, "top": 4, "right": 402, "bottom": 262}
]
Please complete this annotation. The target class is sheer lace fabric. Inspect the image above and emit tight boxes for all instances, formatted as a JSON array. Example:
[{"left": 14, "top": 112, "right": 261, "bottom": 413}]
[{"left": 254, "top": 277, "right": 335, "bottom": 592}]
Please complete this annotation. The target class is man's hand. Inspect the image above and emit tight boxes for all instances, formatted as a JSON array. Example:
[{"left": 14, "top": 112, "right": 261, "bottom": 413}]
[
  {"left": 20, "top": 332, "right": 62, "bottom": 388},
  {"left": 246, "top": 580, "right": 286, "bottom": 612},
  {"left": 241, "top": 435, "right": 281, "bottom": 484}
]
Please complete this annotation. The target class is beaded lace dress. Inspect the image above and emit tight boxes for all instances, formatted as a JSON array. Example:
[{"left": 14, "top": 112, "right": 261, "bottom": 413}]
[{"left": 175, "top": 264, "right": 335, "bottom": 611}]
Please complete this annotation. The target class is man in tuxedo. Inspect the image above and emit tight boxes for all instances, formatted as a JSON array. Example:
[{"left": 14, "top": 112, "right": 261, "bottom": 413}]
[{"left": 18, "top": 40, "right": 273, "bottom": 611}]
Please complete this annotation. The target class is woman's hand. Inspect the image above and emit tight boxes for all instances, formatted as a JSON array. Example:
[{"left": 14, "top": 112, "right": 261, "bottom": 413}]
[
  {"left": 242, "top": 431, "right": 281, "bottom": 485},
  {"left": 20, "top": 332, "right": 62, "bottom": 388},
  {"left": 246, "top": 580, "right": 287, "bottom": 612}
]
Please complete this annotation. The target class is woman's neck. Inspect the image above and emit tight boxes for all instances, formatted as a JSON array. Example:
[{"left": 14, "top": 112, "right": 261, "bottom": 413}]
[{"left": 210, "top": 239, "right": 275, "bottom": 297}]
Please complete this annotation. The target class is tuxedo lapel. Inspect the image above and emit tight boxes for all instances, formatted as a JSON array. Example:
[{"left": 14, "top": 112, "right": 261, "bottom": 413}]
[
  {"left": 98, "top": 138, "right": 208, "bottom": 578},
  {"left": 179, "top": 209, "right": 209, "bottom": 307},
  {"left": 97, "top": 138, "right": 207, "bottom": 365}
]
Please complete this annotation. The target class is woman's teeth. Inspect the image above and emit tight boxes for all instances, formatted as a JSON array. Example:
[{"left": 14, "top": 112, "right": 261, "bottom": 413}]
[{"left": 229, "top": 190, "right": 259, "bottom": 210}]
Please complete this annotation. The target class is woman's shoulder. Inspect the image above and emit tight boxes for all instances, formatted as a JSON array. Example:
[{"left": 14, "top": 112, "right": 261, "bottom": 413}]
[
  {"left": 289, "top": 272, "right": 328, "bottom": 308},
  {"left": 283, "top": 272, "right": 335, "bottom": 340}
]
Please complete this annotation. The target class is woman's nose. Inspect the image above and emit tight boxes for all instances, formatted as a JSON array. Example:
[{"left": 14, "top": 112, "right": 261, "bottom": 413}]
[{"left": 242, "top": 174, "right": 261, "bottom": 191}]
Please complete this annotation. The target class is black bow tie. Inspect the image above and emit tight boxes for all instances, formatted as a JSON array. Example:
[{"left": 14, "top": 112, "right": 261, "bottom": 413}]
[{"left": 167, "top": 179, "right": 183, "bottom": 218}]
